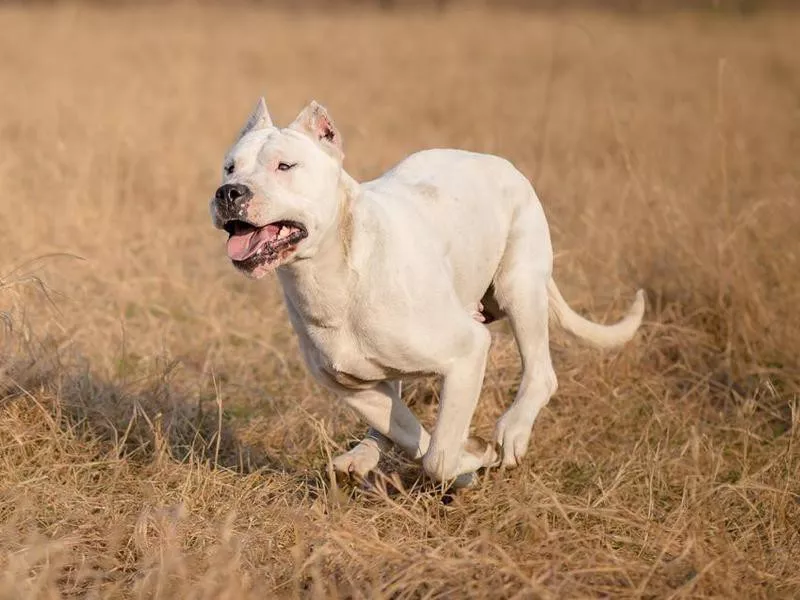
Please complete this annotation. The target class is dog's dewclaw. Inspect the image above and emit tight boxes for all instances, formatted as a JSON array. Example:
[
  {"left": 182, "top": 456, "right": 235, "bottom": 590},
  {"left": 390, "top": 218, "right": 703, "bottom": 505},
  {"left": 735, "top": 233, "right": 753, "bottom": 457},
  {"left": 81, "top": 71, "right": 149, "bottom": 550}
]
[{"left": 465, "top": 435, "right": 499, "bottom": 468}]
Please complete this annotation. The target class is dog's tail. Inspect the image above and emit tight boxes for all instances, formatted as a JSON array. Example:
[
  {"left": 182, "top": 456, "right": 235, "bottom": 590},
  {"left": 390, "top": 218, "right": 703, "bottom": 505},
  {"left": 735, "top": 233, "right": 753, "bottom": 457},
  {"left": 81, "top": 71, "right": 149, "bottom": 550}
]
[{"left": 547, "top": 278, "right": 645, "bottom": 349}]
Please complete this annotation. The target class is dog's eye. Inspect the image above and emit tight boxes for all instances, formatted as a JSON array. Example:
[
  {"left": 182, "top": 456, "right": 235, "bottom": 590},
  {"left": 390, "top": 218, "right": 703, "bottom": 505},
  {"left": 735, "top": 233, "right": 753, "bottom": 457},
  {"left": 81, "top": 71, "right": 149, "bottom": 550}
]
[
  {"left": 224, "top": 163, "right": 235, "bottom": 175},
  {"left": 277, "top": 162, "right": 297, "bottom": 172}
]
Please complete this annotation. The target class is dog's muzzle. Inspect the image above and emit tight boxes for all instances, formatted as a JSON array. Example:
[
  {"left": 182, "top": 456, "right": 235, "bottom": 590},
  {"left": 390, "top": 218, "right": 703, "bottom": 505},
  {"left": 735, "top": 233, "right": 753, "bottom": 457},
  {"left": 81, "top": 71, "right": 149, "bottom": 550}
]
[{"left": 213, "top": 183, "right": 253, "bottom": 223}]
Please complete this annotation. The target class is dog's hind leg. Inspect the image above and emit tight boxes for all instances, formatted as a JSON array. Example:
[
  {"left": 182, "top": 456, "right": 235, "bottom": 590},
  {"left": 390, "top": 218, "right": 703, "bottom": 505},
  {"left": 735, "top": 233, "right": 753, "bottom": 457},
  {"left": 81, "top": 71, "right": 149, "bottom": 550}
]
[{"left": 491, "top": 208, "right": 558, "bottom": 468}]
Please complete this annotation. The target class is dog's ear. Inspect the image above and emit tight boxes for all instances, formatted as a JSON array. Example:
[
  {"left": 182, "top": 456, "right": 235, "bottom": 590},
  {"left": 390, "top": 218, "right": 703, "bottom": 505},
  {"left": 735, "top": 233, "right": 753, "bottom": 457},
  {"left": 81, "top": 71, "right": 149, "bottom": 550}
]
[
  {"left": 289, "top": 101, "right": 343, "bottom": 160},
  {"left": 237, "top": 97, "right": 273, "bottom": 140}
]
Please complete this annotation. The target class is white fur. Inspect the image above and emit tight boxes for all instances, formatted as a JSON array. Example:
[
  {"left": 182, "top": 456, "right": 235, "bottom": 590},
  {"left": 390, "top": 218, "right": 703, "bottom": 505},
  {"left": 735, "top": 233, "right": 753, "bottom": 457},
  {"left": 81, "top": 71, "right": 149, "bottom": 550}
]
[{"left": 210, "top": 98, "right": 646, "bottom": 485}]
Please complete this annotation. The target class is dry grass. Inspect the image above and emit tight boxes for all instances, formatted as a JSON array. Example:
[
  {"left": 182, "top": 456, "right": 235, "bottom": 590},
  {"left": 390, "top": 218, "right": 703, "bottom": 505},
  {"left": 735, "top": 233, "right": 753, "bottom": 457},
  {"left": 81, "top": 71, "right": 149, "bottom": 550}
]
[{"left": 1, "top": 3, "right": 799, "bottom": 598}]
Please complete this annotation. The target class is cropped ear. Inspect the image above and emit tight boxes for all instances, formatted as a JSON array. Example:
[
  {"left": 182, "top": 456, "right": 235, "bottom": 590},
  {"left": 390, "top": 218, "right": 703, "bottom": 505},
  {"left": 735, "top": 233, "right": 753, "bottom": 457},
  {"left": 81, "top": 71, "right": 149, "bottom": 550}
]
[
  {"left": 289, "top": 101, "right": 343, "bottom": 160},
  {"left": 237, "top": 97, "right": 273, "bottom": 140}
]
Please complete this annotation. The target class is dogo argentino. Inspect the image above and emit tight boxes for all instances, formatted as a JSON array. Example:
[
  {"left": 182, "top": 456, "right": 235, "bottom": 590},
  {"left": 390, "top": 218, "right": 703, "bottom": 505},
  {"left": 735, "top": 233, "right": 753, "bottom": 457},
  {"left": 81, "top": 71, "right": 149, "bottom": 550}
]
[{"left": 209, "top": 98, "right": 645, "bottom": 487}]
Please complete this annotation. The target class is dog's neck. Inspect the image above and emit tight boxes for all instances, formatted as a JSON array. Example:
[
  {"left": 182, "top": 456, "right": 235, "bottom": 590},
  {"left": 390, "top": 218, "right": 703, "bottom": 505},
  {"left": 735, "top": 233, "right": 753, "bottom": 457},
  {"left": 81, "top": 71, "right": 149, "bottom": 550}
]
[{"left": 276, "top": 170, "right": 359, "bottom": 329}]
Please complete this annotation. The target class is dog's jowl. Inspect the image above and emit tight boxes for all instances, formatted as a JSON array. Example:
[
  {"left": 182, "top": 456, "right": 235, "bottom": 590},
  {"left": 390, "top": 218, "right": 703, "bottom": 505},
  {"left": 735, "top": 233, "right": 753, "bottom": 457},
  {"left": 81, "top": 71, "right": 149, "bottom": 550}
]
[{"left": 209, "top": 97, "right": 645, "bottom": 487}]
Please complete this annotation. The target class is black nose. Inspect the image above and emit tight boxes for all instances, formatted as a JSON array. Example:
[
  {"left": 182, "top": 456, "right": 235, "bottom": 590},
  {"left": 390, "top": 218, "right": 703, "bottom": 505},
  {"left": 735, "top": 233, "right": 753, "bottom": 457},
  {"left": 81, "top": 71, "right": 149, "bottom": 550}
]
[{"left": 215, "top": 183, "right": 252, "bottom": 205}]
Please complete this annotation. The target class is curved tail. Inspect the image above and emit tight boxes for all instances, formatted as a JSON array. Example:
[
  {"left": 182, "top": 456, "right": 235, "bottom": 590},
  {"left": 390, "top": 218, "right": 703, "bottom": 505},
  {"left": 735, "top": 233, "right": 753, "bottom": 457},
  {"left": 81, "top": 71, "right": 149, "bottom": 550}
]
[{"left": 547, "top": 278, "right": 645, "bottom": 349}]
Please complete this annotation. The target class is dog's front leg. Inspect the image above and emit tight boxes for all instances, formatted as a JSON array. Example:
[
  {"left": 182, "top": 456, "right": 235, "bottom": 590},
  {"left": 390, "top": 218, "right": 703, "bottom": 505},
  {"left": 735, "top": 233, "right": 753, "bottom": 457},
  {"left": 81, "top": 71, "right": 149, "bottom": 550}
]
[
  {"left": 422, "top": 323, "right": 496, "bottom": 483},
  {"left": 334, "top": 381, "right": 431, "bottom": 477},
  {"left": 332, "top": 427, "right": 393, "bottom": 478}
]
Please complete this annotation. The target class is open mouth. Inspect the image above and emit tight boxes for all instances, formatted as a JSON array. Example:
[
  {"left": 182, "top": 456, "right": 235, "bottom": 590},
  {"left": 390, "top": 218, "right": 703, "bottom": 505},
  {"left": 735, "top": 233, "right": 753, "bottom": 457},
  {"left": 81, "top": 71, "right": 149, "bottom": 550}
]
[{"left": 223, "top": 219, "right": 308, "bottom": 271}]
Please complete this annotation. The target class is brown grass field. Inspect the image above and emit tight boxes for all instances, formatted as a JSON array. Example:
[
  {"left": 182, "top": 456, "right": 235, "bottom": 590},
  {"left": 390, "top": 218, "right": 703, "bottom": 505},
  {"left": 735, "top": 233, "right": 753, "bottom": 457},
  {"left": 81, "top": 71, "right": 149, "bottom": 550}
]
[{"left": 1, "top": 3, "right": 799, "bottom": 598}]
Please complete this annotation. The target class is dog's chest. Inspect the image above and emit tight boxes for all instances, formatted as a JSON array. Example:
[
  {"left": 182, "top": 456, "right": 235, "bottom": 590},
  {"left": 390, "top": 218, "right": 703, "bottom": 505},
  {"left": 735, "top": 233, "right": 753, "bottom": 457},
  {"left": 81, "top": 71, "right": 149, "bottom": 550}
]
[{"left": 303, "top": 323, "right": 389, "bottom": 386}]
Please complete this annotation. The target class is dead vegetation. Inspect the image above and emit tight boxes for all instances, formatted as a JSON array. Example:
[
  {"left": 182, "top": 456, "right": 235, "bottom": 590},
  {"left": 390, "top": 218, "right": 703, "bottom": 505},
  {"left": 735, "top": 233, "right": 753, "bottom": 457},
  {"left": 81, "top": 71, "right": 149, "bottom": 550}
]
[{"left": 0, "top": 4, "right": 798, "bottom": 598}]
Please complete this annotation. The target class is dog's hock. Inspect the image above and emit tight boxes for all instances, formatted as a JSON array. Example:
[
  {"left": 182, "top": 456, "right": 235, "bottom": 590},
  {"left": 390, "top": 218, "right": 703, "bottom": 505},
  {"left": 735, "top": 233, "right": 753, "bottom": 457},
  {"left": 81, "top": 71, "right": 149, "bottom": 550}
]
[
  {"left": 237, "top": 96, "right": 273, "bottom": 141},
  {"left": 290, "top": 100, "right": 344, "bottom": 160}
]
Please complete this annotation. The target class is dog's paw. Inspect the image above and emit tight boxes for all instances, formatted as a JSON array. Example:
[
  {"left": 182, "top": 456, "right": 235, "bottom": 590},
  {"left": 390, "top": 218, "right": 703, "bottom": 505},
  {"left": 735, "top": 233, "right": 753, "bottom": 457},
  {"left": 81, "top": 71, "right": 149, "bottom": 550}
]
[
  {"left": 422, "top": 440, "right": 494, "bottom": 483},
  {"left": 332, "top": 440, "right": 381, "bottom": 478},
  {"left": 493, "top": 415, "right": 534, "bottom": 468}
]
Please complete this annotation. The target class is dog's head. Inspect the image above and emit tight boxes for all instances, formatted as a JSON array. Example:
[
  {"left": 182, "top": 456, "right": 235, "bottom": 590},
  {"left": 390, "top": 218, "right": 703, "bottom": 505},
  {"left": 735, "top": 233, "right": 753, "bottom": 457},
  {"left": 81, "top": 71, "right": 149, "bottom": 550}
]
[{"left": 210, "top": 98, "right": 345, "bottom": 278}]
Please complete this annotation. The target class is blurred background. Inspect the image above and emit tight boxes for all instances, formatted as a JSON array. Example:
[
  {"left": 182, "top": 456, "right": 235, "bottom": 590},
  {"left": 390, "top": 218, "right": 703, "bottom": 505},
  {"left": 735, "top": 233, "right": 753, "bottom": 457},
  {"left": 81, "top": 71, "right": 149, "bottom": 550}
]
[
  {"left": 1, "top": 1, "right": 798, "bottom": 598},
  {"left": 8, "top": 0, "right": 798, "bottom": 10}
]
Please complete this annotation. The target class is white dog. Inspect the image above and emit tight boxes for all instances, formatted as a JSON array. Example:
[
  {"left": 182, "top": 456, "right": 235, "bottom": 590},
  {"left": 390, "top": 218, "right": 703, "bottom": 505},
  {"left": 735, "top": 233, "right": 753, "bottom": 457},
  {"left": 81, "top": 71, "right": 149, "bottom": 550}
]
[{"left": 210, "top": 98, "right": 645, "bottom": 486}]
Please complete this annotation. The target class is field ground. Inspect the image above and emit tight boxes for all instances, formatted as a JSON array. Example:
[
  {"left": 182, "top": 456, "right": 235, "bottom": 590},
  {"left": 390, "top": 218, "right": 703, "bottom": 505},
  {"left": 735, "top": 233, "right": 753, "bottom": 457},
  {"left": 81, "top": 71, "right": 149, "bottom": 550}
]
[{"left": 1, "top": 4, "right": 799, "bottom": 598}]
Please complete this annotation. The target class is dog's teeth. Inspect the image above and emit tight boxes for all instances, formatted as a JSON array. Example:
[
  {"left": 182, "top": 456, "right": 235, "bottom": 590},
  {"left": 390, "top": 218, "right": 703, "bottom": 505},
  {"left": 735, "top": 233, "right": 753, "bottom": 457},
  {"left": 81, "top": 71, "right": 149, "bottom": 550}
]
[{"left": 278, "top": 227, "right": 290, "bottom": 239}]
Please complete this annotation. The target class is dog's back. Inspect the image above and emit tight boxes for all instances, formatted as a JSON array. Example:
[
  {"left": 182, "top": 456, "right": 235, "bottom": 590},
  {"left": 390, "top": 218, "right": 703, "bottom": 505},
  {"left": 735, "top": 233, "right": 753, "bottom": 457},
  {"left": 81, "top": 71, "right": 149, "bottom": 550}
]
[{"left": 358, "top": 148, "right": 549, "bottom": 305}]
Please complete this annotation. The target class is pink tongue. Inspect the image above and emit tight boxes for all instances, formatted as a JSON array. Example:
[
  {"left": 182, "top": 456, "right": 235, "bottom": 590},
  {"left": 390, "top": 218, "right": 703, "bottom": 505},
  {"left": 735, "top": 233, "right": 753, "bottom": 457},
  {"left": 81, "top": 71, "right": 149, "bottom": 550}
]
[
  {"left": 226, "top": 225, "right": 281, "bottom": 261},
  {"left": 226, "top": 230, "right": 257, "bottom": 260}
]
